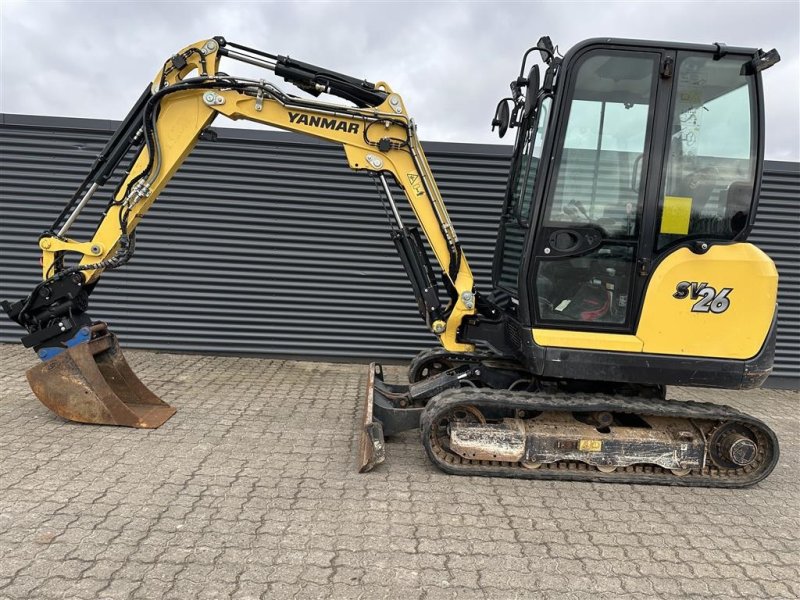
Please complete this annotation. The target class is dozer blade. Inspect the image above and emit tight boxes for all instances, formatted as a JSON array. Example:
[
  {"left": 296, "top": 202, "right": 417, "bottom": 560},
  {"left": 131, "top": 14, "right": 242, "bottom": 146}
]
[
  {"left": 26, "top": 323, "right": 176, "bottom": 428},
  {"left": 358, "top": 363, "right": 386, "bottom": 473},
  {"left": 357, "top": 363, "right": 424, "bottom": 473}
]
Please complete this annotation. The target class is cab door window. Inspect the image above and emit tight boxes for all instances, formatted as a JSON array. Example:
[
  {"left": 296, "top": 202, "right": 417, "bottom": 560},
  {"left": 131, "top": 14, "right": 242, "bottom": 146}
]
[
  {"left": 535, "top": 51, "right": 658, "bottom": 327},
  {"left": 656, "top": 55, "right": 757, "bottom": 250},
  {"left": 546, "top": 96, "right": 649, "bottom": 237}
]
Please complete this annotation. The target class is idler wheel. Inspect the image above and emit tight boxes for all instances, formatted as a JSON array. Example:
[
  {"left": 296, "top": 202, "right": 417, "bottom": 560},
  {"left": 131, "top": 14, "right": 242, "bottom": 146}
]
[{"left": 710, "top": 423, "right": 759, "bottom": 468}]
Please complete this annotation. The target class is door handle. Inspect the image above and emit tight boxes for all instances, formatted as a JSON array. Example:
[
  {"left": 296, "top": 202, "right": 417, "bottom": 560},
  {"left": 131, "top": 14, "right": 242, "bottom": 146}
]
[{"left": 543, "top": 226, "right": 605, "bottom": 257}]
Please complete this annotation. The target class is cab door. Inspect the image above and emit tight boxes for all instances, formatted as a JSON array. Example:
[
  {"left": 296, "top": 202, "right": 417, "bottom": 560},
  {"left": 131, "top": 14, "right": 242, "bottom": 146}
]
[{"left": 528, "top": 46, "right": 672, "bottom": 332}]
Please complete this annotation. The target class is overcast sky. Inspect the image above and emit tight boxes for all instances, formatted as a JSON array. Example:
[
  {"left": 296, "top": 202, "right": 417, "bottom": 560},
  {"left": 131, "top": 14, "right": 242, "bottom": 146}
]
[{"left": 1, "top": 0, "right": 798, "bottom": 160}]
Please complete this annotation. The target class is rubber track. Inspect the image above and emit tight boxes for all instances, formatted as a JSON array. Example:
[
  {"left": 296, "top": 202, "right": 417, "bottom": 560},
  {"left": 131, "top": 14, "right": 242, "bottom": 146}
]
[{"left": 420, "top": 388, "right": 780, "bottom": 487}]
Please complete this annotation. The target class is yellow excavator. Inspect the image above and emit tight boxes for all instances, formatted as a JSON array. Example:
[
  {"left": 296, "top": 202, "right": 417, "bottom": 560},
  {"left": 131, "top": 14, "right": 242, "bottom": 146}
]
[{"left": 2, "top": 36, "right": 782, "bottom": 487}]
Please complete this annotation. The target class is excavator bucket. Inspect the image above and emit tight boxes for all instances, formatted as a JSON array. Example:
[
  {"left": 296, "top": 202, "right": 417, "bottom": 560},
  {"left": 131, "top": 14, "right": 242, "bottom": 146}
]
[{"left": 26, "top": 323, "right": 176, "bottom": 428}]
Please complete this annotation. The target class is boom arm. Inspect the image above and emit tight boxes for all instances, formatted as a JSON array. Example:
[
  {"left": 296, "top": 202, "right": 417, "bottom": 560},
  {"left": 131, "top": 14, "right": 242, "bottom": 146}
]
[{"left": 3, "top": 37, "right": 476, "bottom": 354}]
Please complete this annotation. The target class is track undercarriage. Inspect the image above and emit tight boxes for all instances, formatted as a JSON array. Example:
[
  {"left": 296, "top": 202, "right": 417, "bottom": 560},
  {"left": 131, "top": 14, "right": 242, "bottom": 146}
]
[{"left": 359, "top": 349, "right": 779, "bottom": 487}]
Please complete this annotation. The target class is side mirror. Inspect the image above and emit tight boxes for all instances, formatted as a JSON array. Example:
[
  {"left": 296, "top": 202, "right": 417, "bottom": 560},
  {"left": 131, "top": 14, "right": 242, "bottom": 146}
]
[
  {"left": 537, "top": 36, "right": 555, "bottom": 63},
  {"left": 523, "top": 65, "right": 540, "bottom": 119},
  {"left": 491, "top": 99, "right": 511, "bottom": 138}
]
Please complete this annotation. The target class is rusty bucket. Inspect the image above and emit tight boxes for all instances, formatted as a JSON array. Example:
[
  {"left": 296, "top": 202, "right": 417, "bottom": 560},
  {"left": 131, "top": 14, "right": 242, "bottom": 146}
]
[{"left": 26, "top": 323, "right": 176, "bottom": 428}]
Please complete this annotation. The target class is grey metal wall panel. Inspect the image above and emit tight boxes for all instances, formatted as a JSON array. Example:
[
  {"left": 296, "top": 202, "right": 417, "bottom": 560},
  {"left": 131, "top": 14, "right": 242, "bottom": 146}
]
[
  {"left": 750, "top": 162, "right": 800, "bottom": 386},
  {"left": 0, "top": 114, "right": 797, "bottom": 389}
]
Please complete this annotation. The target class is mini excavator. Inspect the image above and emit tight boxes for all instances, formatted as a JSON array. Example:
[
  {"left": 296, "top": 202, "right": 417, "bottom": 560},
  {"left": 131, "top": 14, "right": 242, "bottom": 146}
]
[{"left": 2, "top": 36, "right": 782, "bottom": 486}]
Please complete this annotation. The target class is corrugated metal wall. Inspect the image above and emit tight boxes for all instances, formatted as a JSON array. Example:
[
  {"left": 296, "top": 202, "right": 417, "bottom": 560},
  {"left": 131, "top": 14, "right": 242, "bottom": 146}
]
[
  {"left": 1, "top": 114, "right": 797, "bottom": 388},
  {"left": 749, "top": 163, "right": 800, "bottom": 387}
]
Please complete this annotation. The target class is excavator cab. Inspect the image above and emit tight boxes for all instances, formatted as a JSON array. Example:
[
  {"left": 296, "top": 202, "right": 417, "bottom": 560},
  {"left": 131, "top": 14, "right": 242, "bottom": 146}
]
[{"left": 495, "top": 38, "right": 776, "bottom": 336}]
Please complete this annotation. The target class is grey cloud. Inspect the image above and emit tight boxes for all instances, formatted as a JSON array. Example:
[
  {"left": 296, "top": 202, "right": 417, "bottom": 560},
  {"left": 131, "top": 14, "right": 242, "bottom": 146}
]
[{"left": 1, "top": 0, "right": 797, "bottom": 159}]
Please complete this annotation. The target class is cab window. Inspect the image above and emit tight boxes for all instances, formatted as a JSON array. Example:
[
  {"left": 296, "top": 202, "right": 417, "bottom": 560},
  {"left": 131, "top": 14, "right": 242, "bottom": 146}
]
[
  {"left": 496, "top": 96, "right": 552, "bottom": 293},
  {"left": 544, "top": 53, "right": 655, "bottom": 239},
  {"left": 515, "top": 97, "right": 551, "bottom": 221},
  {"left": 656, "top": 55, "right": 757, "bottom": 249}
]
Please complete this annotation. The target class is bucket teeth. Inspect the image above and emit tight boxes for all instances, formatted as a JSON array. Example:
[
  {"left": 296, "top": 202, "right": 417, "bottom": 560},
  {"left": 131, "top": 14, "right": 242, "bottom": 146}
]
[{"left": 26, "top": 323, "right": 176, "bottom": 428}]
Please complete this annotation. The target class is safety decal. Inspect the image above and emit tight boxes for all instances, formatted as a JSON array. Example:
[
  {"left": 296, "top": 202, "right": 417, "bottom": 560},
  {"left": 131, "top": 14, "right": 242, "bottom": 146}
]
[
  {"left": 407, "top": 173, "right": 425, "bottom": 196},
  {"left": 673, "top": 281, "right": 732, "bottom": 314}
]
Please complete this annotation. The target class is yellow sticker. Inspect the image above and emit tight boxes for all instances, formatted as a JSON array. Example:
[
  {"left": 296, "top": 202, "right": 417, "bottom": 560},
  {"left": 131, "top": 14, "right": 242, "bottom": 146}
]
[
  {"left": 661, "top": 195, "right": 693, "bottom": 235},
  {"left": 578, "top": 439, "right": 602, "bottom": 452}
]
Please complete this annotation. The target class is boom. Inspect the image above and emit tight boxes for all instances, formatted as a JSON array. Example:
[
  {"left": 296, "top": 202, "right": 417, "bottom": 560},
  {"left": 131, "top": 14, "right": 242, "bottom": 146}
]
[{"left": 4, "top": 37, "right": 477, "bottom": 355}]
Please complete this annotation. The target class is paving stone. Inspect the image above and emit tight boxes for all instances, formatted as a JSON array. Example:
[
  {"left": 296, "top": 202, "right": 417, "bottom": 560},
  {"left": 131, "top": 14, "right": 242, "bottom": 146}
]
[
  {"left": 0, "top": 345, "right": 797, "bottom": 599},
  {"left": 0, "top": 576, "right": 39, "bottom": 599}
]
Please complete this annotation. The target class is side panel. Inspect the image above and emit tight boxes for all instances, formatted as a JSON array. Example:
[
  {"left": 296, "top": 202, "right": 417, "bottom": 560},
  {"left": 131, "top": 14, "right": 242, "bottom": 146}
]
[
  {"left": 532, "top": 330, "right": 642, "bottom": 352},
  {"left": 635, "top": 243, "right": 777, "bottom": 359},
  {"left": 532, "top": 243, "right": 777, "bottom": 360}
]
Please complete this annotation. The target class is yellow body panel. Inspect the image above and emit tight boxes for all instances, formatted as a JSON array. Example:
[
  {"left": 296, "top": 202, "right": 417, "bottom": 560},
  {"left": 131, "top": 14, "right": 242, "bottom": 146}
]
[
  {"left": 532, "top": 243, "right": 777, "bottom": 361},
  {"left": 532, "top": 329, "right": 643, "bottom": 352},
  {"left": 636, "top": 244, "right": 777, "bottom": 359}
]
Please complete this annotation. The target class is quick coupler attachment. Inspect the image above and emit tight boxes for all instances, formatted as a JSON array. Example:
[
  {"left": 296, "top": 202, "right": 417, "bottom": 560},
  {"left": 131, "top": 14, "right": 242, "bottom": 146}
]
[
  {"left": 26, "top": 322, "right": 176, "bottom": 428},
  {"left": 358, "top": 363, "right": 423, "bottom": 473}
]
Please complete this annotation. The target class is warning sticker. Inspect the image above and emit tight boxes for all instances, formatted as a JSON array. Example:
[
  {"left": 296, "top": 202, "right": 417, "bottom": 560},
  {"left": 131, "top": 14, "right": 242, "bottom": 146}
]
[{"left": 407, "top": 173, "right": 424, "bottom": 197}]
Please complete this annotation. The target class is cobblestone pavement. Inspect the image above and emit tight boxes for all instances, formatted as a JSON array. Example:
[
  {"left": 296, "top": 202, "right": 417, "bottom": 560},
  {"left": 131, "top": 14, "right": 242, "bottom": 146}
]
[{"left": 0, "top": 343, "right": 798, "bottom": 600}]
